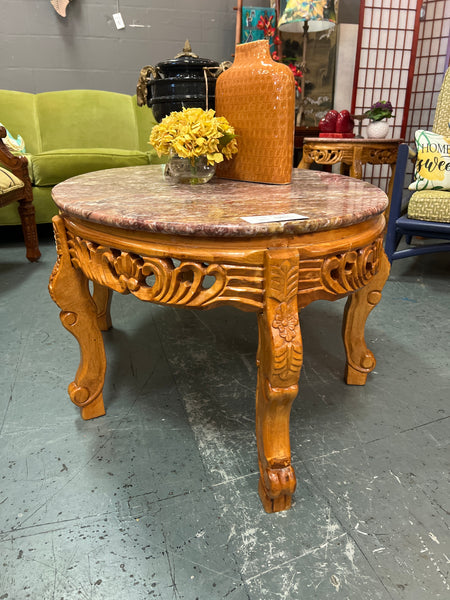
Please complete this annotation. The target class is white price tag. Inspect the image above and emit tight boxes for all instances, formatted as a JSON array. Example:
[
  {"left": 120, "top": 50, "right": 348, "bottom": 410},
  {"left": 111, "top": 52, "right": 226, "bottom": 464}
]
[
  {"left": 113, "top": 13, "right": 125, "bottom": 29},
  {"left": 241, "top": 213, "right": 309, "bottom": 224}
]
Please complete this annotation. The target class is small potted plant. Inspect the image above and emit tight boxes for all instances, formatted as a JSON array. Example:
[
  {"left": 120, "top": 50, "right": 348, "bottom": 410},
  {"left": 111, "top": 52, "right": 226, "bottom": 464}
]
[
  {"left": 365, "top": 101, "right": 394, "bottom": 138},
  {"left": 149, "top": 107, "right": 238, "bottom": 184}
]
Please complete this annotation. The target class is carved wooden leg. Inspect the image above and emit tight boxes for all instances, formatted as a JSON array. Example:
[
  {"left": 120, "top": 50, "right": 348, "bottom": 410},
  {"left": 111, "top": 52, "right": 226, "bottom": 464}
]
[
  {"left": 384, "top": 165, "right": 396, "bottom": 228},
  {"left": 256, "top": 249, "right": 303, "bottom": 513},
  {"left": 342, "top": 250, "right": 390, "bottom": 385},
  {"left": 93, "top": 283, "right": 113, "bottom": 331},
  {"left": 339, "top": 163, "right": 350, "bottom": 176},
  {"left": 350, "top": 147, "right": 363, "bottom": 180},
  {"left": 18, "top": 195, "right": 40, "bottom": 262},
  {"left": 298, "top": 150, "right": 313, "bottom": 170},
  {"left": 49, "top": 216, "right": 107, "bottom": 419}
]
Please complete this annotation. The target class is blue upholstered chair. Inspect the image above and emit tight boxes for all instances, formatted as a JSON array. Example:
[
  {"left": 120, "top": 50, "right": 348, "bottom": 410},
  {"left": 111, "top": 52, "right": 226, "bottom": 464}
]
[
  {"left": 385, "top": 67, "right": 450, "bottom": 263},
  {"left": 384, "top": 143, "right": 450, "bottom": 262}
]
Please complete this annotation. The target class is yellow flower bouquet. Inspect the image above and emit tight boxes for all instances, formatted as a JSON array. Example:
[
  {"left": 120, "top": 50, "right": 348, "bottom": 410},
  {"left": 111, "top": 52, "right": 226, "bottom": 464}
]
[{"left": 149, "top": 107, "right": 238, "bottom": 184}]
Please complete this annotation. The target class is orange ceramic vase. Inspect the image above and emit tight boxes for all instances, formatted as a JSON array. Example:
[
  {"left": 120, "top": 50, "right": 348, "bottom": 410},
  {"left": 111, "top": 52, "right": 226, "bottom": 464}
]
[{"left": 215, "top": 40, "right": 295, "bottom": 185}]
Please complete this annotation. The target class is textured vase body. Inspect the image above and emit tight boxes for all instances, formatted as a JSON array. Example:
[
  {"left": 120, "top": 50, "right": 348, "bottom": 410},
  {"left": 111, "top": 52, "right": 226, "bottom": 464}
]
[
  {"left": 215, "top": 40, "right": 295, "bottom": 184},
  {"left": 367, "top": 120, "right": 389, "bottom": 139}
]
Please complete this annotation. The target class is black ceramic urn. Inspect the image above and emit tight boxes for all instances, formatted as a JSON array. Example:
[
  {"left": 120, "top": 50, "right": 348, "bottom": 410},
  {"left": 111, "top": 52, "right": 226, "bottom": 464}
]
[{"left": 145, "top": 41, "right": 220, "bottom": 122}]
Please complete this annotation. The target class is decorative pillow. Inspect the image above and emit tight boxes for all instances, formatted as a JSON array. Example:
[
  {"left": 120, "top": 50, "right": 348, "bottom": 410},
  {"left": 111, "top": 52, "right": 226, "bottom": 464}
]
[
  {"left": 0, "top": 122, "right": 26, "bottom": 154},
  {"left": 408, "top": 129, "right": 450, "bottom": 191},
  {"left": 0, "top": 166, "right": 24, "bottom": 195}
]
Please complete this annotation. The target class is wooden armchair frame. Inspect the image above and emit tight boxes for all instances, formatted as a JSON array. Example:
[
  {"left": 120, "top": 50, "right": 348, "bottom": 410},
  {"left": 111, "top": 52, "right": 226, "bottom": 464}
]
[{"left": 0, "top": 126, "right": 40, "bottom": 261}]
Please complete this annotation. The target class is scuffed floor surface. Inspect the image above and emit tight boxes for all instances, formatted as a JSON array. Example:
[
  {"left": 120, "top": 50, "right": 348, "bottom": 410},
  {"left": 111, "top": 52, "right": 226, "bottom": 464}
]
[{"left": 1, "top": 229, "right": 449, "bottom": 600}]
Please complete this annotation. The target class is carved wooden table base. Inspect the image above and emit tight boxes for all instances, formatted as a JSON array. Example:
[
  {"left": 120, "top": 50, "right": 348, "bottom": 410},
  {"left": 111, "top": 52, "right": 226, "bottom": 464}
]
[
  {"left": 49, "top": 212, "right": 390, "bottom": 513},
  {"left": 298, "top": 137, "right": 403, "bottom": 204}
]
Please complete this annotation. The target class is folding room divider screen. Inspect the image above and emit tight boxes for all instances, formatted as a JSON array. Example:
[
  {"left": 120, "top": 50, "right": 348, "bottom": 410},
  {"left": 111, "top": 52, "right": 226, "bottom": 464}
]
[{"left": 351, "top": 0, "right": 450, "bottom": 194}]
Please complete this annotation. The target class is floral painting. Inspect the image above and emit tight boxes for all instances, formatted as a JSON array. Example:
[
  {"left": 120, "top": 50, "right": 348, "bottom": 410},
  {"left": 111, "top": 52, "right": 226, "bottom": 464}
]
[{"left": 241, "top": 7, "right": 277, "bottom": 54}]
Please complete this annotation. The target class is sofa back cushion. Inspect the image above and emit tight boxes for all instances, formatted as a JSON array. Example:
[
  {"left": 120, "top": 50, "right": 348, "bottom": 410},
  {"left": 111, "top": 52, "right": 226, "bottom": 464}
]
[
  {"left": 36, "top": 90, "right": 140, "bottom": 151},
  {"left": 32, "top": 148, "right": 149, "bottom": 186},
  {"left": 133, "top": 99, "right": 158, "bottom": 152},
  {"left": 0, "top": 90, "right": 41, "bottom": 154}
]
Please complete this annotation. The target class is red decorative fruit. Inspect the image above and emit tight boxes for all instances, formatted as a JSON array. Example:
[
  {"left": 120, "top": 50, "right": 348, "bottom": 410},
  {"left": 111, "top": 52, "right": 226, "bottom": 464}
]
[
  {"left": 335, "top": 110, "right": 355, "bottom": 133},
  {"left": 319, "top": 109, "right": 339, "bottom": 133}
]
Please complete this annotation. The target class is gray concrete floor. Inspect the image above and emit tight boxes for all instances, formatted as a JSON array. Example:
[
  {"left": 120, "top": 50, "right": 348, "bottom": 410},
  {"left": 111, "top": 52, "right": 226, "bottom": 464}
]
[{"left": 1, "top": 227, "right": 449, "bottom": 600}]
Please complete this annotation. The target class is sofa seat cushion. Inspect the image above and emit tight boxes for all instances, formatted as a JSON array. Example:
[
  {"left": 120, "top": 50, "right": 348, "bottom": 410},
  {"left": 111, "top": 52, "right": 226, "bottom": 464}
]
[
  {"left": 0, "top": 166, "right": 24, "bottom": 194},
  {"left": 32, "top": 148, "right": 149, "bottom": 186},
  {"left": 408, "top": 190, "right": 450, "bottom": 223}
]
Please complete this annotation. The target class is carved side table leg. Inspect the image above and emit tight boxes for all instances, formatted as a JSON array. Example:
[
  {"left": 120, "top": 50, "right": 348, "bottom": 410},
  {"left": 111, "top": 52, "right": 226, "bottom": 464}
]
[
  {"left": 384, "top": 165, "right": 396, "bottom": 228},
  {"left": 93, "top": 283, "right": 113, "bottom": 331},
  {"left": 342, "top": 250, "right": 390, "bottom": 385},
  {"left": 298, "top": 147, "right": 313, "bottom": 170},
  {"left": 256, "top": 249, "right": 303, "bottom": 512},
  {"left": 339, "top": 163, "right": 350, "bottom": 177},
  {"left": 49, "top": 216, "right": 107, "bottom": 419},
  {"left": 350, "top": 147, "right": 363, "bottom": 180}
]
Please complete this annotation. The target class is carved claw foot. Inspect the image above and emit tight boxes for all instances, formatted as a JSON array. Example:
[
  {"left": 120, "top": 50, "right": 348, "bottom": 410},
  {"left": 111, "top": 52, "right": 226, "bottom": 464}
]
[{"left": 259, "top": 465, "right": 297, "bottom": 513}]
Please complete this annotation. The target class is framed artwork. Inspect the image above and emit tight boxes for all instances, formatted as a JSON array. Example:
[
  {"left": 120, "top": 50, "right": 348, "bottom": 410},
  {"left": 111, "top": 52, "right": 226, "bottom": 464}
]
[
  {"left": 280, "top": 26, "right": 337, "bottom": 127},
  {"left": 241, "top": 7, "right": 277, "bottom": 54}
]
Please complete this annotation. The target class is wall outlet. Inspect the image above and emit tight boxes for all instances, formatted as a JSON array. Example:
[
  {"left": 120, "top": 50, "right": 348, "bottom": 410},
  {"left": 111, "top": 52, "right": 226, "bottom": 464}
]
[{"left": 113, "top": 12, "right": 125, "bottom": 30}]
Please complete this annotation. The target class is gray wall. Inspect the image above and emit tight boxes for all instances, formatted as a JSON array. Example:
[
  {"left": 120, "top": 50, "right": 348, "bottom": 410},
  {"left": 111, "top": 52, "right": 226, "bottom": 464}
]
[
  {"left": 0, "top": 0, "right": 237, "bottom": 94},
  {"left": 0, "top": 0, "right": 359, "bottom": 95}
]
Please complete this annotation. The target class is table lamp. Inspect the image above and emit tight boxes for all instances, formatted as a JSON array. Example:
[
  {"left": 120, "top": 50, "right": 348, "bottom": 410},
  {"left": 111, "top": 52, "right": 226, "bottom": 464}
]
[{"left": 278, "top": 0, "right": 337, "bottom": 125}]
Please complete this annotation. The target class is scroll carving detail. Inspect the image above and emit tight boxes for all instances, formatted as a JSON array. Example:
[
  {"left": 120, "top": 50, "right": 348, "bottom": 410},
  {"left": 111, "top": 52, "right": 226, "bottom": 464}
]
[
  {"left": 321, "top": 237, "right": 383, "bottom": 294},
  {"left": 309, "top": 148, "right": 345, "bottom": 164},
  {"left": 364, "top": 148, "right": 397, "bottom": 164},
  {"left": 298, "top": 237, "right": 383, "bottom": 305},
  {"left": 67, "top": 234, "right": 264, "bottom": 310}
]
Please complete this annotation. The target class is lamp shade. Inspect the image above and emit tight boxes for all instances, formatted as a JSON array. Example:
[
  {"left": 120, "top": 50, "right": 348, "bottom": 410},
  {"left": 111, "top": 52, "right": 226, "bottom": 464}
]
[{"left": 278, "top": 0, "right": 337, "bottom": 33}]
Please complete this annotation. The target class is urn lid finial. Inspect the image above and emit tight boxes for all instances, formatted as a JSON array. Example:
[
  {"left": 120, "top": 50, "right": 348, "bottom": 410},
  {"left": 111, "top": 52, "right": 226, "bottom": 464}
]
[{"left": 174, "top": 40, "right": 199, "bottom": 59}]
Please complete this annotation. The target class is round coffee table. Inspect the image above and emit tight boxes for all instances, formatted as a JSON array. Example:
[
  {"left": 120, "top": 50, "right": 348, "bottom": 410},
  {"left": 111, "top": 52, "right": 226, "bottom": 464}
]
[{"left": 49, "top": 165, "right": 390, "bottom": 513}]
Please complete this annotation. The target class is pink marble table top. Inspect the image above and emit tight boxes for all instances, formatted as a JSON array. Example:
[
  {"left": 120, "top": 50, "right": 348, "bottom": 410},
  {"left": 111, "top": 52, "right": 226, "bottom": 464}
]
[{"left": 52, "top": 165, "right": 388, "bottom": 238}]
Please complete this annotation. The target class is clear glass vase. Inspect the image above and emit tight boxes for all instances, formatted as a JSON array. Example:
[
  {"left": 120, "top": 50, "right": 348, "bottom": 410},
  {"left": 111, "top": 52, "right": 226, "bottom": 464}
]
[{"left": 164, "top": 154, "right": 216, "bottom": 184}]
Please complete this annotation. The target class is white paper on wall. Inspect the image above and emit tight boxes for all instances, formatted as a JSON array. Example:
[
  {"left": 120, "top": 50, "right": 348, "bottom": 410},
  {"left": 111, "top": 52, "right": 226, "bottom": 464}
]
[{"left": 51, "top": 0, "right": 71, "bottom": 18}]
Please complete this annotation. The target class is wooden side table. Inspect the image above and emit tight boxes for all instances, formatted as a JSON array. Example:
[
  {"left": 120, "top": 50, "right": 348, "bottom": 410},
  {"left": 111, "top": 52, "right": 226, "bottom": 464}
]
[{"left": 298, "top": 137, "right": 403, "bottom": 202}]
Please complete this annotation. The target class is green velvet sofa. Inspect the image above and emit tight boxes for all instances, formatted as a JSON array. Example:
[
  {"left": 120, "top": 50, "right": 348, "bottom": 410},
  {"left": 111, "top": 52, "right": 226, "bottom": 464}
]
[{"left": 0, "top": 89, "right": 163, "bottom": 225}]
